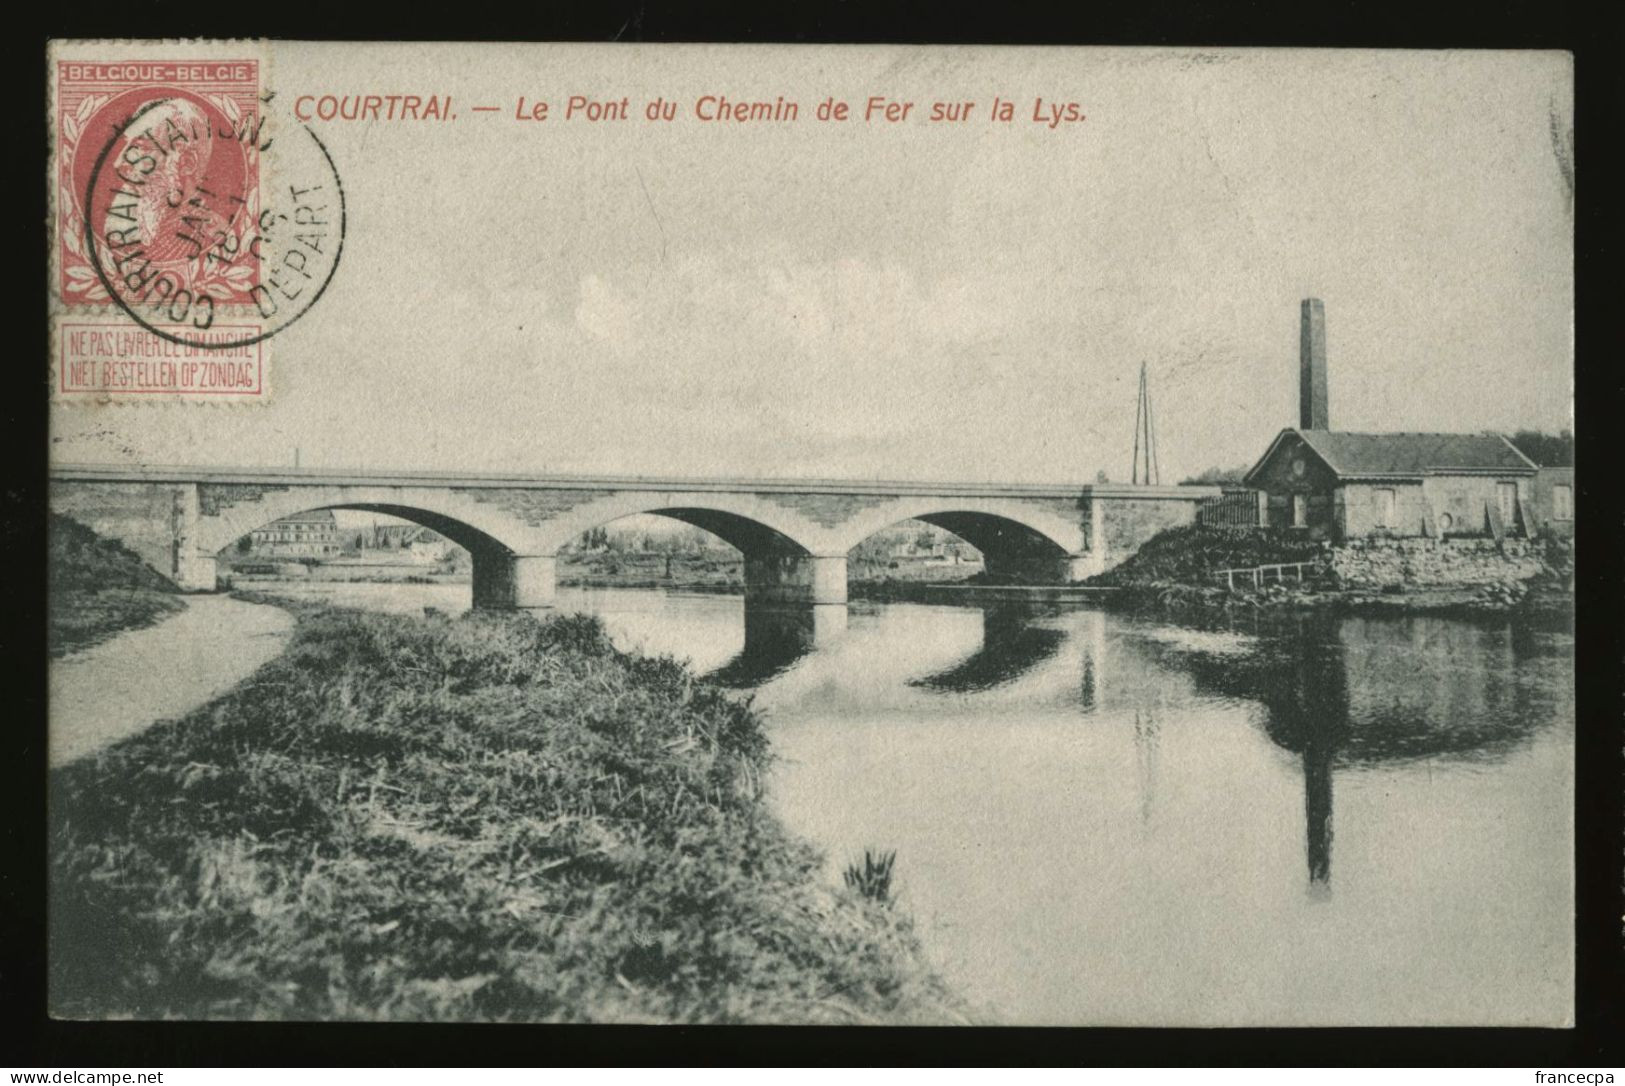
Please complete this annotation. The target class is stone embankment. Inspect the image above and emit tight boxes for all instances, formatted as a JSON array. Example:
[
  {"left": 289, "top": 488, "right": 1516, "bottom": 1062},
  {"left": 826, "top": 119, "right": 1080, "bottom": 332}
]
[
  {"left": 1329, "top": 537, "right": 1548, "bottom": 588},
  {"left": 1097, "top": 527, "right": 1574, "bottom": 621}
]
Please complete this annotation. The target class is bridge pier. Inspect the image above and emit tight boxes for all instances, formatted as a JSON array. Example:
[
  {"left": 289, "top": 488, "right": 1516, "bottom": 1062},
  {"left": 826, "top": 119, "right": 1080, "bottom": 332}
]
[
  {"left": 809, "top": 601, "right": 849, "bottom": 642},
  {"left": 510, "top": 555, "right": 557, "bottom": 609},
  {"left": 176, "top": 550, "right": 219, "bottom": 592},
  {"left": 743, "top": 554, "right": 848, "bottom": 605},
  {"left": 472, "top": 552, "right": 557, "bottom": 611}
]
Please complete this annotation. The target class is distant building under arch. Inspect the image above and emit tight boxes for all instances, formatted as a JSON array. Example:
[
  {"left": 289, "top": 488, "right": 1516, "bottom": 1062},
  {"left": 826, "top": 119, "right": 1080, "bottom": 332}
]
[{"left": 248, "top": 509, "right": 342, "bottom": 557}]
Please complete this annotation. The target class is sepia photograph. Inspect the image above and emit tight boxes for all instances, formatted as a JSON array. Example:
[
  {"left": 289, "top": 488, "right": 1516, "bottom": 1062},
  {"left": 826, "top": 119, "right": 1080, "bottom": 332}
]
[{"left": 39, "top": 39, "right": 1581, "bottom": 1035}]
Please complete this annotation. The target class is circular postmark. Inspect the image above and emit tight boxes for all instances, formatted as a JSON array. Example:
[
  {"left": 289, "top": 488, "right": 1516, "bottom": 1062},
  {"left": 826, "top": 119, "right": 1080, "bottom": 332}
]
[{"left": 78, "top": 87, "right": 345, "bottom": 349}]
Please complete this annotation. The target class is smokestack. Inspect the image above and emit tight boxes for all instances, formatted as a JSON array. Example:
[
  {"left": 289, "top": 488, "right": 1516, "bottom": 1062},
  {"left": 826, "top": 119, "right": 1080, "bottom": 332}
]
[{"left": 1299, "top": 298, "right": 1329, "bottom": 430}]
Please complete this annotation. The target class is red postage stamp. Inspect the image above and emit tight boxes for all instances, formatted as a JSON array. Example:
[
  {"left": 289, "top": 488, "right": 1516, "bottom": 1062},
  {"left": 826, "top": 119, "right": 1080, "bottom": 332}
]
[{"left": 55, "top": 58, "right": 263, "bottom": 308}]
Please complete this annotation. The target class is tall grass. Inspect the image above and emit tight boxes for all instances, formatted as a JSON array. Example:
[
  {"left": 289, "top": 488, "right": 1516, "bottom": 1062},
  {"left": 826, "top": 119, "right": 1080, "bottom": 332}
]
[{"left": 49, "top": 607, "right": 958, "bottom": 1023}]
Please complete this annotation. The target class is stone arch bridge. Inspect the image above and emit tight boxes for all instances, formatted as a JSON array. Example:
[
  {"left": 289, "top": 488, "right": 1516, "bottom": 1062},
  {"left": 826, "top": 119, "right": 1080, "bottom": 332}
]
[{"left": 50, "top": 465, "right": 1216, "bottom": 608}]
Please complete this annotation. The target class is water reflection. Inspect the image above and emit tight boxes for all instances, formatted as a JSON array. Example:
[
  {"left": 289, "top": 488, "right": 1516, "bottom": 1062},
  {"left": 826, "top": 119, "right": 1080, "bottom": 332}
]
[
  {"left": 909, "top": 605, "right": 1067, "bottom": 693},
  {"left": 1133, "top": 708, "right": 1160, "bottom": 824},
  {"left": 706, "top": 604, "right": 847, "bottom": 688},
  {"left": 1304, "top": 726, "right": 1335, "bottom": 891},
  {"left": 706, "top": 601, "right": 1074, "bottom": 698},
  {"left": 1262, "top": 635, "right": 1344, "bottom": 891},
  {"left": 1124, "top": 613, "right": 1566, "bottom": 890}
]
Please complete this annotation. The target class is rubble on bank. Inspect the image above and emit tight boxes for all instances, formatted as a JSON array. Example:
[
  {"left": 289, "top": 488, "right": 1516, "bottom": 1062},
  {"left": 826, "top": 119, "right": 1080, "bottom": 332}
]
[{"left": 1089, "top": 526, "right": 1574, "bottom": 622}]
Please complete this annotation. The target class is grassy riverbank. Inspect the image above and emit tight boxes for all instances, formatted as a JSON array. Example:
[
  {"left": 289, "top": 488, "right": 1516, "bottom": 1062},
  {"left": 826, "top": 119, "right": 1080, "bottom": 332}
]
[
  {"left": 49, "top": 603, "right": 960, "bottom": 1023},
  {"left": 49, "top": 514, "right": 185, "bottom": 657}
]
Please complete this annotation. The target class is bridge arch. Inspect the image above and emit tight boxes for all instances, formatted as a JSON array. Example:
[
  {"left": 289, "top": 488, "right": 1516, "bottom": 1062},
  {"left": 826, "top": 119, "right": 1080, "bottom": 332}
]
[
  {"left": 531, "top": 491, "right": 827, "bottom": 556},
  {"left": 194, "top": 485, "right": 551, "bottom": 557},
  {"left": 195, "top": 485, "right": 557, "bottom": 609},
  {"left": 534, "top": 491, "right": 850, "bottom": 605},
  {"left": 831, "top": 498, "right": 1088, "bottom": 582}
]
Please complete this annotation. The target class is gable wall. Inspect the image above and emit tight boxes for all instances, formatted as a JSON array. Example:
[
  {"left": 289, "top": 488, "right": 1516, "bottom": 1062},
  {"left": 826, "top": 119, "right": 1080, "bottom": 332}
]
[{"left": 1249, "top": 433, "right": 1340, "bottom": 537}]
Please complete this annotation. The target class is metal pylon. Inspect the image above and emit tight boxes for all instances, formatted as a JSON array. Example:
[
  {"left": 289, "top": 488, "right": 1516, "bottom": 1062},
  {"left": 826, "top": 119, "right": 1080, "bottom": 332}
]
[{"left": 1131, "top": 361, "right": 1160, "bottom": 485}]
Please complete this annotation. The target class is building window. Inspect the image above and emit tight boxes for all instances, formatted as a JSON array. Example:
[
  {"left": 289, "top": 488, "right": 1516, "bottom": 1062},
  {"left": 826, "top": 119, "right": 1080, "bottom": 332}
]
[
  {"left": 1375, "top": 488, "right": 1396, "bottom": 528},
  {"left": 1291, "top": 493, "right": 1308, "bottom": 528},
  {"left": 1553, "top": 484, "right": 1572, "bottom": 521}
]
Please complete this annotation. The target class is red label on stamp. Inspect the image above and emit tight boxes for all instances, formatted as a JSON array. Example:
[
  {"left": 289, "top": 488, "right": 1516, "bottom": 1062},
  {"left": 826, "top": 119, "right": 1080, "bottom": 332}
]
[
  {"left": 56, "top": 60, "right": 262, "bottom": 307},
  {"left": 58, "top": 321, "right": 265, "bottom": 397}
]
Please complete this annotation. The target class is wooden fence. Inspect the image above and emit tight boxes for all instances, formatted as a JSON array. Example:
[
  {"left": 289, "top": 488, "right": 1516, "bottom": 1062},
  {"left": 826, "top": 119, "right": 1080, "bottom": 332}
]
[
  {"left": 1198, "top": 487, "right": 1262, "bottom": 529},
  {"left": 1213, "top": 561, "right": 1323, "bottom": 591}
]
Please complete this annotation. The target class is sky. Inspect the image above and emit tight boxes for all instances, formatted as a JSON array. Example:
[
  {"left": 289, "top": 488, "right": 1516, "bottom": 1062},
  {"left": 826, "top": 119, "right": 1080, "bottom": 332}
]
[{"left": 52, "top": 45, "right": 1574, "bottom": 484}]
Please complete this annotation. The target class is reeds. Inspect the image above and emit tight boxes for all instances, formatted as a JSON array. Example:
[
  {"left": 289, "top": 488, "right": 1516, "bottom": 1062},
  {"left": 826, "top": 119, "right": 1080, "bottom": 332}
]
[{"left": 843, "top": 849, "right": 897, "bottom": 904}]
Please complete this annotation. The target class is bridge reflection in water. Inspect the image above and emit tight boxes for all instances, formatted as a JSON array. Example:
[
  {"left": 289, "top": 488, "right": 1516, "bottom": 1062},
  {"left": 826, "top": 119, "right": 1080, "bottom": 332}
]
[
  {"left": 706, "top": 604, "right": 849, "bottom": 688},
  {"left": 703, "top": 600, "right": 1078, "bottom": 695},
  {"left": 907, "top": 606, "right": 1069, "bottom": 694}
]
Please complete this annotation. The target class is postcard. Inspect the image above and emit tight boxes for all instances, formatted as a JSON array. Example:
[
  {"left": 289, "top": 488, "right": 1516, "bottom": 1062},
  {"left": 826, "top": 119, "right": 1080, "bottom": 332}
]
[{"left": 46, "top": 40, "right": 1575, "bottom": 1026}]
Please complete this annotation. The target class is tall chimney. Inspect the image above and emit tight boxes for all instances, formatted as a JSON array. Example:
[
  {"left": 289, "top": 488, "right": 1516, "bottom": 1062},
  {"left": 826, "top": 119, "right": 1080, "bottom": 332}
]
[{"left": 1299, "top": 297, "right": 1329, "bottom": 430}]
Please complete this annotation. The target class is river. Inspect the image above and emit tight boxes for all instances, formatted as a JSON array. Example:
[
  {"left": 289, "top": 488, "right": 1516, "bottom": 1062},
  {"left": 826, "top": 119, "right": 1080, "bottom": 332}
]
[{"left": 251, "top": 580, "right": 1576, "bottom": 1026}]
